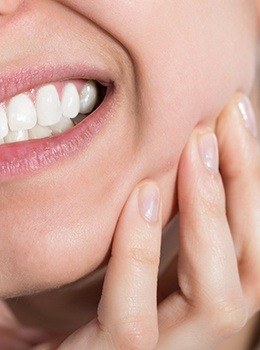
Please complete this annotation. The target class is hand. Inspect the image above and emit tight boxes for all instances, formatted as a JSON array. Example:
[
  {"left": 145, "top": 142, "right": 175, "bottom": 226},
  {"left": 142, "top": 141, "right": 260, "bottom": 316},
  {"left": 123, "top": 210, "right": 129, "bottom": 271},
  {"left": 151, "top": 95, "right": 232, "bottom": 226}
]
[{"left": 34, "top": 93, "right": 259, "bottom": 350}]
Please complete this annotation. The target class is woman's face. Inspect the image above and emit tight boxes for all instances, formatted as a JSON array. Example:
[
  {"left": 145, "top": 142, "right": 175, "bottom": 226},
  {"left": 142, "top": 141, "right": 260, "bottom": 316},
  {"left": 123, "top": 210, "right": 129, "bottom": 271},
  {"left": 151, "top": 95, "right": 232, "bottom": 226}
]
[{"left": 0, "top": 0, "right": 257, "bottom": 297}]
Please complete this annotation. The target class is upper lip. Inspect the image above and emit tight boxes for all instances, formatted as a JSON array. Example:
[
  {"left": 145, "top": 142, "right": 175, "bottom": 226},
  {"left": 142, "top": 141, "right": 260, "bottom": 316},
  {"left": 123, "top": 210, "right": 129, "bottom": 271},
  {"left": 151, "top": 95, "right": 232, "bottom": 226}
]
[
  {"left": 0, "top": 64, "right": 115, "bottom": 103},
  {"left": 0, "top": 1, "right": 123, "bottom": 179},
  {"left": 0, "top": 63, "right": 117, "bottom": 179}
]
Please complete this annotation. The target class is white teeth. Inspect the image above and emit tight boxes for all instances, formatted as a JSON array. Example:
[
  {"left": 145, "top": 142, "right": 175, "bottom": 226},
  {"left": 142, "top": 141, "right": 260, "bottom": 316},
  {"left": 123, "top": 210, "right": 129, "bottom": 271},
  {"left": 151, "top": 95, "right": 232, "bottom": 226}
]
[
  {"left": 7, "top": 94, "right": 37, "bottom": 131},
  {"left": 62, "top": 83, "right": 80, "bottom": 119},
  {"left": 36, "top": 84, "right": 62, "bottom": 126},
  {"left": 50, "top": 117, "right": 74, "bottom": 135},
  {"left": 4, "top": 130, "right": 28, "bottom": 143},
  {"left": 29, "top": 124, "right": 52, "bottom": 140},
  {"left": 0, "top": 105, "right": 8, "bottom": 138},
  {"left": 80, "top": 80, "right": 98, "bottom": 114},
  {"left": 0, "top": 80, "right": 101, "bottom": 145}
]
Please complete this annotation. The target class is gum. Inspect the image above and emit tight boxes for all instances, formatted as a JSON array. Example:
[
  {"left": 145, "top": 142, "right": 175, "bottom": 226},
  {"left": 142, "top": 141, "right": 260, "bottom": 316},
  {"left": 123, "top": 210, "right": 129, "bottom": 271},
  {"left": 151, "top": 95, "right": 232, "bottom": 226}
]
[{"left": 0, "top": 79, "right": 87, "bottom": 108}]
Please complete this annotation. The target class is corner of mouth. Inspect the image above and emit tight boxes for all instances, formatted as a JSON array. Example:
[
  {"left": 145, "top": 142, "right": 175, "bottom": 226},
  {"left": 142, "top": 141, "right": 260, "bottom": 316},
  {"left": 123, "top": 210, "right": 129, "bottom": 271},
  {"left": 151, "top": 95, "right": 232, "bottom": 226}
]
[{"left": 0, "top": 64, "right": 117, "bottom": 180}]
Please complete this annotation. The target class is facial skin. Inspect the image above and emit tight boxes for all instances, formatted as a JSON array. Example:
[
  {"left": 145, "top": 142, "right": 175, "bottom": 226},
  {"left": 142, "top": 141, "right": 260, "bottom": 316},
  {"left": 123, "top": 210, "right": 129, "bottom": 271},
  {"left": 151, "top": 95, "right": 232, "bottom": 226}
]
[{"left": 0, "top": 0, "right": 257, "bottom": 308}]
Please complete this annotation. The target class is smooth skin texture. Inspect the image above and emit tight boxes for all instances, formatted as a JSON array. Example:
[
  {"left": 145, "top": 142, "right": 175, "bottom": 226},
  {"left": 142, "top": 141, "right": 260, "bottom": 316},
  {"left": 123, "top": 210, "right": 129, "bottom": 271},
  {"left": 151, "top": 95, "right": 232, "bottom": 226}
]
[
  {"left": 0, "top": 0, "right": 257, "bottom": 296},
  {"left": 3, "top": 94, "right": 258, "bottom": 349},
  {"left": 0, "top": 0, "right": 258, "bottom": 348}
]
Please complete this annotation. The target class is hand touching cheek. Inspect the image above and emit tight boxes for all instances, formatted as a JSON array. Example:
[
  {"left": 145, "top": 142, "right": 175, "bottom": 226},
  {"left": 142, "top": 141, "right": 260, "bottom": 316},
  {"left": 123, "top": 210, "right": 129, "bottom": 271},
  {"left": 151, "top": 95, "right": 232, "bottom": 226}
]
[
  {"left": 35, "top": 94, "right": 259, "bottom": 349},
  {"left": 216, "top": 94, "right": 260, "bottom": 315}
]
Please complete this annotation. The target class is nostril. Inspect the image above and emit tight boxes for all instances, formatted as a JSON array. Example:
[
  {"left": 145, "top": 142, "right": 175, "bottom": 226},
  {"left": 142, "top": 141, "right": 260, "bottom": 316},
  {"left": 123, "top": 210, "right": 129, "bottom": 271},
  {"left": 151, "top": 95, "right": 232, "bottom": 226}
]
[{"left": 0, "top": 0, "right": 22, "bottom": 15}]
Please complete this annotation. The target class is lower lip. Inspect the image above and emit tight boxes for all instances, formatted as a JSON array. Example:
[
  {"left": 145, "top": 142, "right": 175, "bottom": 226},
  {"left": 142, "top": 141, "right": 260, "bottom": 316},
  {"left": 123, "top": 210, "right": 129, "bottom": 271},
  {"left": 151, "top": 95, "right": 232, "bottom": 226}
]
[{"left": 0, "top": 85, "right": 115, "bottom": 180}]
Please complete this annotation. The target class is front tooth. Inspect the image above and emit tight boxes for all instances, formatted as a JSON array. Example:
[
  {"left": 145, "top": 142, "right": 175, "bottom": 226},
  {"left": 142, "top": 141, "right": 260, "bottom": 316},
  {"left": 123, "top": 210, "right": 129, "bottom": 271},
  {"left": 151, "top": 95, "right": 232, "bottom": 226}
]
[
  {"left": 7, "top": 94, "right": 37, "bottom": 131},
  {"left": 62, "top": 83, "right": 80, "bottom": 119},
  {"left": 29, "top": 124, "right": 52, "bottom": 139},
  {"left": 50, "top": 117, "right": 74, "bottom": 135},
  {"left": 4, "top": 130, "right": 28, "bottom": 143},
  {"left": 0, "top": 105, "right": 8, "bottom": 138},
  {"left": 36, "top": 84, "right": 62, "bottom": 126},
  {"left": 80, "top": 80, "right": 98, "bottom": 114}
]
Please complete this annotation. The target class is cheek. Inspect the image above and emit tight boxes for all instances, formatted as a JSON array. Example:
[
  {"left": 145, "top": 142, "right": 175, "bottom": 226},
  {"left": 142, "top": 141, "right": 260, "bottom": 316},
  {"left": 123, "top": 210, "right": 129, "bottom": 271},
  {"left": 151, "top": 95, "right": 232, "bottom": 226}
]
[
  {"left": 135, "top": 1, "right": 257, "bottom": 176},
  {"left": 0, "top": 100, "right": 142, "bottom": 297},
  {"left": 60, "top": 1, "right": 257, "bottom": 179},
  {"left": 2, "top": 0, "right": 257, "bottom": 297}
]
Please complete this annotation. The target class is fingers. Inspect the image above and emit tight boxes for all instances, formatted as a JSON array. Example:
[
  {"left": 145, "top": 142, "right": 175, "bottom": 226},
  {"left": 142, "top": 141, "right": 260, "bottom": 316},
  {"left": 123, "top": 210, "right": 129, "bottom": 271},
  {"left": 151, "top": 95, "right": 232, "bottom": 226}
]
[
  {"left": 158, "top": 129, "right": 247, "bottom": 349},
  {"left": 58, "top": 181, "right": 162, "bottom": 350},
  {"left": 178, "top": 130, "right": 245, "bottom": 316},
  {"left": 216, "top": 93, "right": 260, "bottom": 315},
  {"left": 97, "top": 181, "right": 162, "bottom": 349}
]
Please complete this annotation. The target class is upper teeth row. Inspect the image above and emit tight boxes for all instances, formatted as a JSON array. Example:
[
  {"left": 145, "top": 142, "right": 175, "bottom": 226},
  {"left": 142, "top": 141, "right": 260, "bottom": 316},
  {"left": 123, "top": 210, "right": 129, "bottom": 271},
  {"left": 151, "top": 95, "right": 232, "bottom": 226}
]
[{"left": 0, "top": 80, "right": 98, "bottom": 140}]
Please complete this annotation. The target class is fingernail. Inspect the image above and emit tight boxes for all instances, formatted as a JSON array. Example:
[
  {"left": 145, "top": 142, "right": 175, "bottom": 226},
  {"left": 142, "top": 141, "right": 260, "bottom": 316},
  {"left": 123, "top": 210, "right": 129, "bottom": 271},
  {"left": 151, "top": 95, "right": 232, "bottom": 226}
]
[
  {"left": 237, "top": 95, "right": 258, "bottom": 138},
  {"left": 138, "top": 182, "right": 160, "bottom": 223},
  {"left": 198, "top": 132, "right": 219, "bottom": 173}
]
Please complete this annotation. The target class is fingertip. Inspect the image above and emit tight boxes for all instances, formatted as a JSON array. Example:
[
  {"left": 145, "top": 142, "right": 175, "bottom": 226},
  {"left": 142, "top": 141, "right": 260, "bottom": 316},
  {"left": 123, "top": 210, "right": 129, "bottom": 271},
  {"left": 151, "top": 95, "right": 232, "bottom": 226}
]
[
  {"left": 178, "top": 127, "right": 224, "bottom": 230},
  {"left": 138, "top": 181, "right": 161, "bottom": 224},
  {"left": 197, "top": 131, "right": 219, "bottom": 174},
  {"left": 217, "top": 93, "right": 258, "bottom": 141},
  {"left": 216, "top": 93, "right": 259, "bottom": 179},
  {"left": 179, "top": 127, "right": 220, "bottom": 182},
  {"left": 113, "top": 179, "right": 163, "bottom": 254},
  {"left": 237, "top": 94, "right": 258, "bottom": 138}
]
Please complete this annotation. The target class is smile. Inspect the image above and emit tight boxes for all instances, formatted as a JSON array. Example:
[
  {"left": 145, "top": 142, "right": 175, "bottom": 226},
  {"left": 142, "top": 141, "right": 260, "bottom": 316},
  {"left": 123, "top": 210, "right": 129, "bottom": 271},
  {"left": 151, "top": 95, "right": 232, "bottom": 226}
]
[
  {"left": 0, "top": 79, "right": 106, "bottom": 142},
  {"left": 0, "top": 65, "right": 115, "bottom": 178}
]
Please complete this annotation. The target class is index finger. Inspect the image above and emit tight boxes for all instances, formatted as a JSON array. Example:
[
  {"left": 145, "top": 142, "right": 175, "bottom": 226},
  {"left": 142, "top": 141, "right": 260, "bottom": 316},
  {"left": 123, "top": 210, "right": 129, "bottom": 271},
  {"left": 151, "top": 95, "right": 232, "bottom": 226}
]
[{"left": 97, "top": 181, "right": 162, "bottom": 349}]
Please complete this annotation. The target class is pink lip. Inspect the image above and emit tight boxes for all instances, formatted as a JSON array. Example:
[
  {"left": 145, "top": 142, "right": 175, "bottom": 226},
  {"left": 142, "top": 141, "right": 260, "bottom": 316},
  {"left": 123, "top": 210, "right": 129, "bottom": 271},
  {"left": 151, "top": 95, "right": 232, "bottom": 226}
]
[
  {"left": 0, "top": 64, "right": 114, "bottom": 103},
  {"left": 0, "top": 65, "right": 116, "bottom": 180}
]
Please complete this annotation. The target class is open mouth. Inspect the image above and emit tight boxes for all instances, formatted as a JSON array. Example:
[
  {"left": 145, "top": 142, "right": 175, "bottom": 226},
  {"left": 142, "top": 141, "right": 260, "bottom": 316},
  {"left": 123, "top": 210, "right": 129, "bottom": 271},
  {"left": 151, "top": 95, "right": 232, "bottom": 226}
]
[
  {"left": 0, "top": 66, "right": 115, "bottom": 178},
  {"left": 0, "top": 79, "right": 107, "bottom": 143}
]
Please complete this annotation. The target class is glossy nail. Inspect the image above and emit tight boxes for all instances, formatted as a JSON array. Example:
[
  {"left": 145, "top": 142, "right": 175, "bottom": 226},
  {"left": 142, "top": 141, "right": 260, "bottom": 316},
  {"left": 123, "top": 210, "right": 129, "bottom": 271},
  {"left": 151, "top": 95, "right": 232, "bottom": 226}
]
[
  {"left": 198, "top": 133, "right": 219, "bottom": 174},
  {"left": 138, "top": 182, "right": 160, "bottom": 223}
]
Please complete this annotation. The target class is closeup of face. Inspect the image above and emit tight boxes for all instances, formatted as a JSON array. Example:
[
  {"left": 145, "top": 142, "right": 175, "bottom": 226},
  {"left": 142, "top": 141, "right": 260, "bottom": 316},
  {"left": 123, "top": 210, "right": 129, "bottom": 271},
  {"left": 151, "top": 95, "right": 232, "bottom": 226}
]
[{"left": 0, "top": 0, "right": 258, "bottom": 298}]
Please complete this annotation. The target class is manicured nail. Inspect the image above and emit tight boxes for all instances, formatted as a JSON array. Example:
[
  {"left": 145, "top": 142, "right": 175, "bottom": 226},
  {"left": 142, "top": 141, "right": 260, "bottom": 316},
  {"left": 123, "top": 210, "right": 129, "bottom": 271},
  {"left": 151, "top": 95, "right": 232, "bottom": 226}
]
[
  {"left": 138, "top": 182, "right": 160, "bottom": 223},
  {"left": 237, "top": 95, "right": 258, "bottom": 138},
  {"left": 198, "top": 133, "right": 219, "bottom": 173}
]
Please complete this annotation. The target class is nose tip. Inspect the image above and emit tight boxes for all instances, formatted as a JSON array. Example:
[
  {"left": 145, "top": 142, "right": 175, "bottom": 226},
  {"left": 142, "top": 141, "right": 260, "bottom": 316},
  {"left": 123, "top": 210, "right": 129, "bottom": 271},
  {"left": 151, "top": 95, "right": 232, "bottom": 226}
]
[{"left": 0, "top": 0, "right": 21, "bottom": 15}]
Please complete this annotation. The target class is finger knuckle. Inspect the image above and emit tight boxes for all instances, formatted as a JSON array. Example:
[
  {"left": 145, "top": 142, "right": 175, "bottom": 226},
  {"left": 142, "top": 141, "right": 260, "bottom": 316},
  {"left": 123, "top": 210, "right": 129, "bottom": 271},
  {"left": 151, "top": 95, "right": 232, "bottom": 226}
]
[
  {"left": 96, "top": 319, "right": 117, "bottom": 349},
  {"left": 198, "top": 183, "right": 225, "bottom": 218},
  {"left": 210, "top": 299, "right": 248, "bottom": 337},
  {"left": 115, "top": 316, "right": 158, "bottom": 350},
  {"left": 183, "top": 179, "right": 225, "bottom": 224},
  {"left": 127, "top": 245, "right": 160, "bottom": 268}
]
